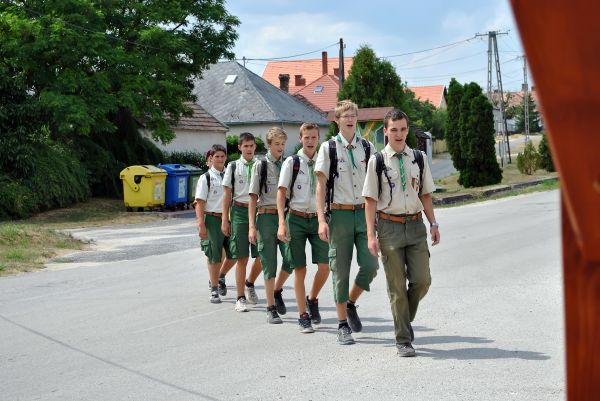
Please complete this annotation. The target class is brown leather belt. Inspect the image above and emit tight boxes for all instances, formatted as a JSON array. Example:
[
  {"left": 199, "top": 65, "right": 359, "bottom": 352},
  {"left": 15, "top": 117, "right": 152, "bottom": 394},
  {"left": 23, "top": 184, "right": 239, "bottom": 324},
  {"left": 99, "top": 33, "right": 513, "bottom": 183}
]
[
  {"left": 205, "top": 212, "right": 222, "bottom": 217},
  {"left": 378, "top": 211, "right": 422, "bottom": 223},
  {"left": 233, "top": 200, "right": 249, "bottom": 208},
  {"left": 257, "top": 207, "right": 278, "bottom": 215},
  {"left": 331, "top": 203, "right": 365, "bottom": 210},
  {"left": 289, "top": 209, "right": 317, "bottom": 218}
]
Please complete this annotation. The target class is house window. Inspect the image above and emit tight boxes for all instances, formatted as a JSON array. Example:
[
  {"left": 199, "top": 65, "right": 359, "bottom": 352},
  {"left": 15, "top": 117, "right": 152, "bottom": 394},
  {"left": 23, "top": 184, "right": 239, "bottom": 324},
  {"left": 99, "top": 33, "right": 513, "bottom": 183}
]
[
  {"left": 314, "top": 85, "right": 324, "bottom": 93},
  {"left": 224, "top": 75, "right": 237, "bottom": 84}
]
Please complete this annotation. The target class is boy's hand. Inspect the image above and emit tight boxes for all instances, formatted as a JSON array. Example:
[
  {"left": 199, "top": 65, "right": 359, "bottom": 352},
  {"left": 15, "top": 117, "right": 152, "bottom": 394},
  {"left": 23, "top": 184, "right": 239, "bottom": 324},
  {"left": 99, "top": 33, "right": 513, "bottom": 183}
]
[
  {"left": 318, "top": 221, "right": 329, "bottom": 243},
  {"left": 221, "top": 220, "right": 230, "bottom": 237},
  {"left": 430, "top": 226, "right": 440, "bottom": 246},
  {"left": 198, "top": 223, "right": 208, "bottom": 240},
  {"left": 277, "top": 224, "right": 289, "bottom": 243},
  {"left": 248, "top": 226, "right": 258, "bottom": 245},
  {"left": 368, "top": 235, "right": 380, "bottom": 257}
]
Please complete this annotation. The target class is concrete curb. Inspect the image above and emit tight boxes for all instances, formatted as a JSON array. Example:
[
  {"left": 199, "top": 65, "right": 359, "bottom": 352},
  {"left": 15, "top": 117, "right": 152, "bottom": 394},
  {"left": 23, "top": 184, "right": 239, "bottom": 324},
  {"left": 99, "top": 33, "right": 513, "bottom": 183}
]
[{"left": 433, "top": 176, "right": 558, "bottom": 206}]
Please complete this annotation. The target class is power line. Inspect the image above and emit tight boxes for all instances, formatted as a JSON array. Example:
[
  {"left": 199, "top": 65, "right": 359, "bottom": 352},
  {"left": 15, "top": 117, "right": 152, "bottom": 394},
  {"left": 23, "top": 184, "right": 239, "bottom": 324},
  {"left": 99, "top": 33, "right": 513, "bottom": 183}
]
[
  {"left": 381, "top": 35, "right": 478, "bottom": 58},
  {"left": 235, "top": 42, "right": 339, "bottom": 62},
  {"left": 396, "top": 51, "right": 483, "bottom": 70}
]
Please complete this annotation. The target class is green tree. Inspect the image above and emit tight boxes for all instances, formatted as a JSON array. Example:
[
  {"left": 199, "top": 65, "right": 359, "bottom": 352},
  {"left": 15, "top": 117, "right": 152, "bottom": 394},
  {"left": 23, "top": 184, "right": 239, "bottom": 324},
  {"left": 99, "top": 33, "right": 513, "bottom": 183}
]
[
  {"left": 517, "top": 141, "right": 540, "bottom": 175},
  {"left": 515, "top": 93, "right": 541, "bottom": 133},
  {"left": 445, "top": 78, "right": 464, "bottom": 171},
  {"left": 429, "top": 108, "right": 447, "bottom": 140},
  {"left": 460, "top": 94, "right": 502, "bottom": 187},
  {"left": 0, "top": 1, "right": 239, "bottom": 142},
  {"left": 538, "top": 133, "right": 555, "bottom": 172}
]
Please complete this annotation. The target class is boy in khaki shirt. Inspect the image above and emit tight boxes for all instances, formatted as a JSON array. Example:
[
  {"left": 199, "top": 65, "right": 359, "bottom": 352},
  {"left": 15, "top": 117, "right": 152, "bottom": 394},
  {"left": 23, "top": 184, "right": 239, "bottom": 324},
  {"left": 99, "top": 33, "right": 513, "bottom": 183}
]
[
  {"left": 363, "top": 109, "right": 440, "bottom": 357},
  {"left": 315, "top": 100, "right": 379, "bottom": 345},
  {"left": 277, "top": 123, "right": 330, "bottom": 334},
  {"left": 248, "top": 127, "right": 293, "bottom": 324}
]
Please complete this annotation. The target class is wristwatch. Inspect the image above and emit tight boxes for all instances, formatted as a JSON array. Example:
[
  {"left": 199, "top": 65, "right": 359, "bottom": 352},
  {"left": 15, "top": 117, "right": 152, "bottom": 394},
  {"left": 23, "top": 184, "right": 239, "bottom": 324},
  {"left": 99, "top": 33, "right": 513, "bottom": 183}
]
[{"left": 430, "top": 222, "right": 439, "bottom": 228}]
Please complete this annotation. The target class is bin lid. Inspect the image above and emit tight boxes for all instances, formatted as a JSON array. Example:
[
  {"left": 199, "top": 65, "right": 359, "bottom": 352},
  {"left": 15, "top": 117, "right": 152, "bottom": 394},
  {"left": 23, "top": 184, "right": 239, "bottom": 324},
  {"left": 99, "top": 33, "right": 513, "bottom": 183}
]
[
  {"left": 180, "top": 164, "right": 204, "bottom": 173},
  {"left": 157, "top": 163, "right": 191, "bottom": 175},
  {"left": 119, "top": 165, "right": 167, "bottom": 178}
]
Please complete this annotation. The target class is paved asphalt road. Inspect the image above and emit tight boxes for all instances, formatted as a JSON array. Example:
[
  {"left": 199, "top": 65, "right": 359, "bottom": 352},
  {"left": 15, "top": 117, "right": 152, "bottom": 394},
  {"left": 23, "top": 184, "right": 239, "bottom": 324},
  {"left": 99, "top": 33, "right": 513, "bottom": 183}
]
[{"left": 0, "top": 190, "right": 564, "bottom": 401}]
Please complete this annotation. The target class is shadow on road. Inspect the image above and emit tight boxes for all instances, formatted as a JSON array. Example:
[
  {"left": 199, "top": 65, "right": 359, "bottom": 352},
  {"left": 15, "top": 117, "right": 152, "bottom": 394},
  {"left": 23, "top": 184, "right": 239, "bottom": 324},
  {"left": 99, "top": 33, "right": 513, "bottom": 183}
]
[{"left": 416, "top": 346, "right": 550, "bottom": 361}]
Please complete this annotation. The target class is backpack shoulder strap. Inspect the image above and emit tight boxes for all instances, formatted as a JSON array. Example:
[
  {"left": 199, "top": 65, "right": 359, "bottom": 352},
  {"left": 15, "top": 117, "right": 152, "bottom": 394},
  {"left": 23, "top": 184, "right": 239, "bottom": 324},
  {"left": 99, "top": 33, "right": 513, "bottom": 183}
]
[
  {"left": 375, "top": 152, "right": 394, "bottom": 207},
  {"left": 259, "top": 159, "right": 268, "bottom": 195},
  {"left": 326, "top": 139, "right": 338, "bottom": 214},
  {"left": 288, "top": 155, "right": 301, "bottom": 203},
  {"left": 230, "top": 161, "right": 236, "bottom": 197},
  {"left": 204, "top": 171, "right": 211, "bottom": 192},
  {"left": 413, "top": 149, "right": 424, "bottom": 195},
  {"left": 360, "top": 138, "right": 371, "bottom": 172}
]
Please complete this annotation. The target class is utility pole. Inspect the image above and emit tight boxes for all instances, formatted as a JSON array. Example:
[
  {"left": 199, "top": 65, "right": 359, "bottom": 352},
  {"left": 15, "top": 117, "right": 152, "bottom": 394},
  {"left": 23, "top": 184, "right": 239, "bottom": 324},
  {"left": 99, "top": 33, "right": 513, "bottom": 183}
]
[
  {"left": 477, "top": 30, "right": 511, "bottom": 165},
  {"left": 339, "top": 38, "right": 345, "bottom": 88},
  {"left": 522, "top": 55, "right": 530, "bottom": 142}
]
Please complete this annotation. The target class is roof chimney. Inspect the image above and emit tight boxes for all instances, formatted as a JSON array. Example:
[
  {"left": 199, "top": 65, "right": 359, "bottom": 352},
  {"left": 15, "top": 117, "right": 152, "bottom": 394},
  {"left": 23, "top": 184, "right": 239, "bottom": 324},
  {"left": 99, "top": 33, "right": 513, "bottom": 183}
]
[
  {"left": 294, "top": 75, "right": 306, "bottom": 87},
  {"left": 322, "top": 51, "right": 328, "bottom": 75},
  {"left": 278, "top": 74, "right": 290, "bottom": 92}
]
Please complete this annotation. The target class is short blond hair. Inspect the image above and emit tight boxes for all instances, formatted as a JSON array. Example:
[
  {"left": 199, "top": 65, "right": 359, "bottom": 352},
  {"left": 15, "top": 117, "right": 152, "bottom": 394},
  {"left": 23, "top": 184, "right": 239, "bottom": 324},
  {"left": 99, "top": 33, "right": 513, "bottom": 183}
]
[
  {"left": 266, "top": 126, "right": 288, "bottom": 145},
  {"left": 299, "top": 122, "right": 320, "bottom": 137},
  {"left": 334, "top": 100, "right": 358, "bottom": 118}
]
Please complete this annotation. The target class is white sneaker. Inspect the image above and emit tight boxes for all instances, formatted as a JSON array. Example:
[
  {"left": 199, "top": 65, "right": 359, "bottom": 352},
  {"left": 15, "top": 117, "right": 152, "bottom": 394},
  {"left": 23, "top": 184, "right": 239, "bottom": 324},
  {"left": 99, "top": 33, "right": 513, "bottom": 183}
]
[
  {"left": 246, "top": 285, "right": 259, "bottom": 305},
  {"left": 235, "top": 298, "right": 249, "bottom": 312}
]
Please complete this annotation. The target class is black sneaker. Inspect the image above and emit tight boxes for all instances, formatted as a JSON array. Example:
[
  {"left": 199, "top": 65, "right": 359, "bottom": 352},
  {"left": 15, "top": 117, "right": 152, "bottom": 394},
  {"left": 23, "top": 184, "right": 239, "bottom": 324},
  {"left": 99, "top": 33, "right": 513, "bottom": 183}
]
[
  {"left": 274, "top": 288, "right": 287, "bottom": 315},
  {"left": 267, "top": 306, "right": 283, "bottom": 324},
  {"left": 209, "top": 290, "right": 221, "bottom": 304},
  {"left": 218, "top": 277, "right": 227, "bottom": 297},
  {"left": 409, "top": 323, "right": 414, "bottom": 342},
  {"left": 298, "top": 313, "right": 315, "bottom": 333},
  {"left": 337, "top": 325, "right": 355, "bottom": 345},
  {"left": 346, "top": 302, "right": 362, "bottom": 332},
  {"left": 397, "top": 343, "right": 416, "bottom": 357},
  {"left": 306, "top": 297, "right": 321, "bottom": 325}
]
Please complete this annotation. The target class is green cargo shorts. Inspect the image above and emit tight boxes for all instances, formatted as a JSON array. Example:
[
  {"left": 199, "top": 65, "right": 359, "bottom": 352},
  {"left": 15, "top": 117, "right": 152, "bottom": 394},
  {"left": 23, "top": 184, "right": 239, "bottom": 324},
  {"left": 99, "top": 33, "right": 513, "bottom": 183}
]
[
  {"left": 286, "top": 213, "right": 328, "bottom": 268},
  {"left": 256, "top": 213, "right": 292, "bottom": 279},
  {"left": 229, "top": 204, "right": 258, "bottom": 260},
  {"left": 328, "top": 208, "right": 379, "bottom": 304},
  {"left": 201, "top": 214, "right": 232, "bottom": 264}
]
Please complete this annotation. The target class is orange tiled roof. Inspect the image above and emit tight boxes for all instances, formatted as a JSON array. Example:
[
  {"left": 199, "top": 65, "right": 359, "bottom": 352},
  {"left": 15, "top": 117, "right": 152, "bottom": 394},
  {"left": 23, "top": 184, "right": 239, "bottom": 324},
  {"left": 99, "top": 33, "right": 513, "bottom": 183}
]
[
  {"left": 262, "top": 57, "right": 353, "bottom": 93},
  {"left": 295, "top": 74, "right": 340, "bottom": 112},
  {"left": 407, "top": 85, "right": 446, "bottom": 108}
]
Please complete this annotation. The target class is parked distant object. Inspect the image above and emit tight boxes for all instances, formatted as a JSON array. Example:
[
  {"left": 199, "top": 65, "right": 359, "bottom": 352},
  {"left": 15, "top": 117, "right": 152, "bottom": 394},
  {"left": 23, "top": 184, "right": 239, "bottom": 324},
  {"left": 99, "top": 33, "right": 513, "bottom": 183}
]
[
  {"left": 120, "top": 165, "right": 167, "bottom": 211},
  {"left": 158, "top": 164, "right": 190, "bottom": 210}
]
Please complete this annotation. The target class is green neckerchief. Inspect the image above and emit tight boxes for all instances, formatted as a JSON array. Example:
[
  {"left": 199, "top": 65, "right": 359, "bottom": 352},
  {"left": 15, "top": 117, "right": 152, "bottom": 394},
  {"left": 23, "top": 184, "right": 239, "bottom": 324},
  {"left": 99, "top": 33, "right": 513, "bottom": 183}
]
[
  {"left": 337, "top": 133, "right": 359, "bottom": 169},
  {"left": 267, "top": 151, "right": 283, "bottom": 170},
  {"left": 241, "top": 158, "right": 254, "bottom": 180},
  {"left": 395, "top": 150, "right": 408, "bottom": 192},
  {"left": 299, "top": 149, "right": 317, "bottom": 194}
]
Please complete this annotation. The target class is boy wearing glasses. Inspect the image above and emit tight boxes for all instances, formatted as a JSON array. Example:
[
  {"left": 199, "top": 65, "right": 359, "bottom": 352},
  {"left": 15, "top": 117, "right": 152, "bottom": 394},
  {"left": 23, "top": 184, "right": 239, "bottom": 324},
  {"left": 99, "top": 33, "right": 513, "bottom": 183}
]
[{"left": 315, "top": 100, "right": 379, "bottom": 345}]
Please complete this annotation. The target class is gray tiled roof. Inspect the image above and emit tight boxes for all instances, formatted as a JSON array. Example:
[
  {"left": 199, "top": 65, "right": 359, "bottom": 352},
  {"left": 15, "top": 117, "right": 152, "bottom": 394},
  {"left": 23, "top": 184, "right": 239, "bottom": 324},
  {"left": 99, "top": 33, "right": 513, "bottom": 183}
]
[
  {"left": 176, "top": 102, "right": 228, "bottom": 132},
  {"left": 193, "top": 61, "right": 328, "bottom": 126}
]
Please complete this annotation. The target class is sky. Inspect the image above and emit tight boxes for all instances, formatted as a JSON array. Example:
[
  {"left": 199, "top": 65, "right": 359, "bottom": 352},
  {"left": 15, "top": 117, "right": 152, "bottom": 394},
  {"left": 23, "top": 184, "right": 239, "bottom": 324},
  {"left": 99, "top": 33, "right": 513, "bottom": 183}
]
[{"left": 225, "top": 0, "right": 529, "bottom": 91}]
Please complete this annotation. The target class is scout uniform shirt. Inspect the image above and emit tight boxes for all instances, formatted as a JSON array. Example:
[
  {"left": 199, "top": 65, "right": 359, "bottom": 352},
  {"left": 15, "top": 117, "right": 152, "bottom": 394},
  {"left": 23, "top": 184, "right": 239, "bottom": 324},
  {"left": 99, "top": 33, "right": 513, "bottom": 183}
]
[
  {"left": 315, "top": 133, "right": 375, "bottom": 206},
  {"left": 278, "top": 149, "right": 318, "bottom": 213},
  {"left": 222, "top": 157, "right": 256, "bottom": 204},
  {"left": 362, "top": 144, "right": 435, "bottom": 215},
  {"left": 249, "top": 152, "right": 283, "bottom": 208},
  {"left": 195, "top": 166, "right": 225, "bottom": 213}
]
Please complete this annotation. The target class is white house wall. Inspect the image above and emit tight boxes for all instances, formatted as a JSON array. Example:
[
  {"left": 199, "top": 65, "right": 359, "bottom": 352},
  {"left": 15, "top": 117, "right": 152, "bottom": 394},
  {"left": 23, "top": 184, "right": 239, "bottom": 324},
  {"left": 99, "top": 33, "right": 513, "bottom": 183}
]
[{"left": 143, "top": 129, "right": 227, "bottom": 154}]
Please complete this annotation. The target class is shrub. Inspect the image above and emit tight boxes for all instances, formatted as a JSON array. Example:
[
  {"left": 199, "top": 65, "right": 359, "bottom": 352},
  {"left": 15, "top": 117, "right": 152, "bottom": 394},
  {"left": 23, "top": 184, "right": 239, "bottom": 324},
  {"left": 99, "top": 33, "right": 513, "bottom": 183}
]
[
  {"left": 517, "top": 141, "right": 540, "bottom": 175},
  {"left": 0, "top": 175, "right": 37, "bottom": 220},
  {"left": 164, "top": 151, "right": 207, "bottom": 170},
  {"left": 226, "top": 134, "right": 265, "bottom": 155},
  {"left": 538, "top": 133, "right": 555, "bottom": 172}
]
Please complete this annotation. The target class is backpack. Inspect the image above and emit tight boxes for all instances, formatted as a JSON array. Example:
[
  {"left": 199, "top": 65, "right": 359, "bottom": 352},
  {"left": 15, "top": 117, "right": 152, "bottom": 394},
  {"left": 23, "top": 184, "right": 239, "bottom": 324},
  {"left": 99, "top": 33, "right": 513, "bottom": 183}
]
[
  {"left": 228, "top": 162, "right": 237, "bottom": 200},
  {"left": 287, "top": 155, "right": 302, "bottom": 202},
  {"left": 258, "top": 156, "right": 301, "bottom": 198},
  {"left": 326, "top": 137, "right": 371, "bottom": 214},
  {"left": 259, "top": 159, "right": 269, "bottom": 195},
  {"left": 375, "top": 149, "right": 425, "bottom": 204},
  {"left": 204, "top": 171, "right": 211, "bottom": 192}
]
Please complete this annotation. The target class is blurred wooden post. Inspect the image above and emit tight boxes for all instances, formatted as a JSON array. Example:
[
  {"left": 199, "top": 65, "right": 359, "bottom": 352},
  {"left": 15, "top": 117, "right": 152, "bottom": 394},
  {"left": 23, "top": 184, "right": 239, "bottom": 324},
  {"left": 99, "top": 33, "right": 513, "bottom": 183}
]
[{"left": 510, "top": 1, "right": 600, "bottom": 399}]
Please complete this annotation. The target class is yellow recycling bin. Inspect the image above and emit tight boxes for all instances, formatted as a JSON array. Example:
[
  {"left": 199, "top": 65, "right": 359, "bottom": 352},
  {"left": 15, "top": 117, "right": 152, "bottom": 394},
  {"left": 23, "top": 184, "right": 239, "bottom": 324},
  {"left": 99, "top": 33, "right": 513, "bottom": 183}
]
[{"left": 119, "top": 165, "right": 167, "bottom": 211}]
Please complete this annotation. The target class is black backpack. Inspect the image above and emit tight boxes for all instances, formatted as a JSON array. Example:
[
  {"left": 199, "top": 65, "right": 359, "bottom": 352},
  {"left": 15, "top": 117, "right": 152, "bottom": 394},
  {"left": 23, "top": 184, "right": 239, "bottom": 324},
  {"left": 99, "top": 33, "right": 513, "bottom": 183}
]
[
  {"left": 259, "top": 156, "right": 301, "bottom": 198},
  {"left": 228, "top": 162, "right": 237, "bottom": 200},
  {"left": 287, "top": 155, "right": 302, "bottom": 202},
  {"left": 326, "top": 137, "right": 371, "bottom": 214},
  {"left": 375, "top": 149, "right": 425, "bottom": 205},
  {"left": 204, "top": 171, "right": 211, "bottom": 192}
]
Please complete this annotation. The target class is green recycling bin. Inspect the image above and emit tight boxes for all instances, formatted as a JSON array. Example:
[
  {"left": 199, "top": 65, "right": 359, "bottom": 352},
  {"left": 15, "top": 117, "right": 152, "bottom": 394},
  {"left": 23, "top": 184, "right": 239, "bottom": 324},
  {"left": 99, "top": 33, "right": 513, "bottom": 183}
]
[{"left": 181, "top": 164, "right": 204, "bottom": 207}]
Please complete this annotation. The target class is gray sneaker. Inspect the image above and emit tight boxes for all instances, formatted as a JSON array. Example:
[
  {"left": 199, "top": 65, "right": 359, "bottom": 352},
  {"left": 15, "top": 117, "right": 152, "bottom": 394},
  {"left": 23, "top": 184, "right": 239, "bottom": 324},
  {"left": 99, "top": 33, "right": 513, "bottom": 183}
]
[
  {"left": 234, "top": 297, "right": 248, "bottom": 312},
  {"left": 346, "top": 303, "right": 362, "bottom": 332},
  {"left": 298, "top": 313, "right": 315, "bottom": 334},
  {"left": 337, "top": 325, "right": 355, "bottom": 345},
  {"left": 397, "top": 343, "right": 416, "bottom": 357},
  {"left": 218, "top": 278, "right": 227, "bottom": 297},
  {"left": 306, "top": 297, "right": 321, "bottom": 325},
  {"left": 209, "top": 290, "right": 221, "bottom": 304},
  {"left": 267, "top": 307, "right": 283, "bottom": 324},
  {"left": 246, "top": 285, "right": 259, "bottom": 305},
  {"left": 274, "top": 288, "right": 287, "bottom": 315}
]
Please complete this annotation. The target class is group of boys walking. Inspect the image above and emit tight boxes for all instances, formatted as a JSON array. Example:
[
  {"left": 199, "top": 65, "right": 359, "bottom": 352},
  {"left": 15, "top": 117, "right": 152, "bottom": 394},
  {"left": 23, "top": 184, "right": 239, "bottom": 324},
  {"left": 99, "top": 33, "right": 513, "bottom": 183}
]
[{"left": 194, "top": 100, "right": 440, "bottom": 357}]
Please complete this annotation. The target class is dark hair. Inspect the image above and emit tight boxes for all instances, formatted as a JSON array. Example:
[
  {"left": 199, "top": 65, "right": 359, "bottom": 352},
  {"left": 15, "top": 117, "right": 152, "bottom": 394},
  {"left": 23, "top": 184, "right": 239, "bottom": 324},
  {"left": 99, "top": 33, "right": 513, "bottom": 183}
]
[
  {"left": 238, "top": 132, "right": 255, "bottom": 145},
  {"left": 211, "top": 144, "right": 227, "bottom": 155},
  {"left": 383, "top": 109, "right": 410, "bottom": 128}
]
